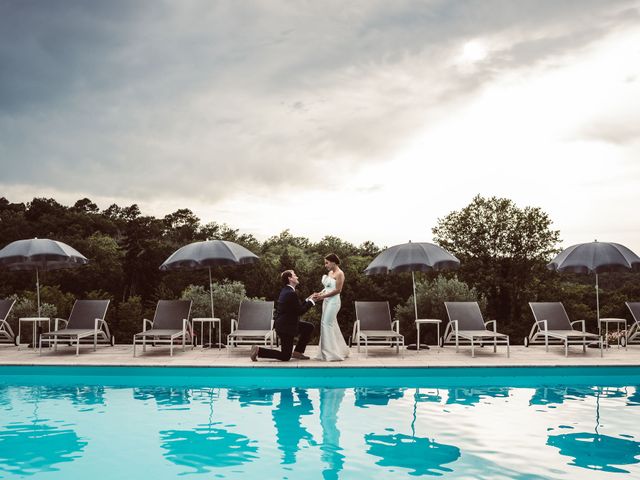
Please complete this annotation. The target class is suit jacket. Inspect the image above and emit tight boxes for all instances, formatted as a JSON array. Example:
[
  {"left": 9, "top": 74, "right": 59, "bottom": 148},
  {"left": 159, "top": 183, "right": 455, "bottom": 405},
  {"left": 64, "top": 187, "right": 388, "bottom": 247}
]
[{"left": 274, "top": 286, "right": 313, "bottom": 336}]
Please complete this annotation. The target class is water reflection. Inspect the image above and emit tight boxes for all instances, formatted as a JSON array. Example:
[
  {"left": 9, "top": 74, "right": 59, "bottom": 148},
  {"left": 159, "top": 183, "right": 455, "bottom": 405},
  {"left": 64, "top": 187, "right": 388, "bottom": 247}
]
[
  {"left": 25, "top": 385, "right": 105, "bottom": 406},
  {"left": 626, "top": 387, "right": 640, "bottom": 406},
  {"left": 133, "top": 387, "right": 190, "bottom": 409},
  {"left": 319, "top": 388, "right": 345, "bottom": 480},
  {"left": 365, "top": 432, "right": 461, "bottom": 476},
  {"left": 272, "top": 388, "right": 314, "bottom": 464},
  {"left": 0, "top": 421, "right": 87, "bottom": 476},
  {"left": 227, "top": 388, "right": 277, "bottom": 407},
  {"left": 355, "top": 388, "right": 405, "bottom": 408},
  {"left": 446, "top": 387, "right": 509, "bottom": 406},
  {"left": 160, "top": 427, "right": 258, "bottom": 474},
  {"left": 547, "top": 433, "right": 640, "bottom": 473}
]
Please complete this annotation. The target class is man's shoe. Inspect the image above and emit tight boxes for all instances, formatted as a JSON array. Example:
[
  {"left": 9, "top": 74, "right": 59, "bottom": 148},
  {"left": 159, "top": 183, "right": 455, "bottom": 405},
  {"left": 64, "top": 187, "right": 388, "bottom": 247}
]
[
  {"left": 292, "top": 351, "right": 310, "bottom": 360},
  {"left": 250, "top": 345, "right": 259, "bottom": 362}
]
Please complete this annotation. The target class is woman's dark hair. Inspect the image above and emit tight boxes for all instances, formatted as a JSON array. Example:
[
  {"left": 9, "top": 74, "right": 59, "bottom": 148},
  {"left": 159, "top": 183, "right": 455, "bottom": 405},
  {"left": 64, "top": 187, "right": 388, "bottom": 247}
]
[
  {"left": 324, "top": 253, "right": 340, "bottom": 265},
  {"left": 281, "top": 270, "right": 294, "bottom": 286}
]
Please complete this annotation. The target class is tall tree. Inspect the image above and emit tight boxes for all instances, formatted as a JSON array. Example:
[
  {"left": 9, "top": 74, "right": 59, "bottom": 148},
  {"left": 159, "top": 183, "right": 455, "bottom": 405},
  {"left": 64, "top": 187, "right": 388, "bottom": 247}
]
[{"left": 433, "top": 195, "right": 560, "bottom": 337}]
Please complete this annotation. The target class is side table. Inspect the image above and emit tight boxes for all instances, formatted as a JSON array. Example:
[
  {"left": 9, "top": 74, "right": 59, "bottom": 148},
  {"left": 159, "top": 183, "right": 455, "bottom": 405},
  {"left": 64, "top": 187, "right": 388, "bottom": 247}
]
[
  {"left": 599, "top": 317, "right": 627, "bottom": 349},
  {"left": 18, "top": 317, "right": 51, "bottom": 349},
  {"left": 192, "top": 317, "right": 222, "bottom": 349},
  {"left": 415, "top": 318, "right": 442, "bottom": 352}
]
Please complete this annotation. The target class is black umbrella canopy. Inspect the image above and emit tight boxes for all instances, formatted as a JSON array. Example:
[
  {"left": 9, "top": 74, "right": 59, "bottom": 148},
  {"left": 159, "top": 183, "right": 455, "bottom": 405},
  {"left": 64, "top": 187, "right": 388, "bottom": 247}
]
[
  {"left": 160, "top": 240, "right": 259, "bottom": 271},
  {"left": 364, "top": 242, "right": 460, "bottom": 275},
  {"left": 548, "top": 241, "right": 640, "bottom": 274},
  {"left": 0, "top": 238, "right": 88, "bottom": 271},
  {"left": 547, "top": 241, "right": 640, "bottom": 323},
  {"left": 0, "top": 238, "right": 89, "bottom": 317}
]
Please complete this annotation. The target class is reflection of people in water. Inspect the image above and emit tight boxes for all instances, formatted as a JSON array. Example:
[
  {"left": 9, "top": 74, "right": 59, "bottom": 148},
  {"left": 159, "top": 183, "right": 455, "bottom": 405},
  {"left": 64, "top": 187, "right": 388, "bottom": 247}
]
[
  {"left": 272, "top": 388, "right": 315, "bottom": 464},
  {"left": 319, "top": 388, "right": 346, "bottom": 480}
]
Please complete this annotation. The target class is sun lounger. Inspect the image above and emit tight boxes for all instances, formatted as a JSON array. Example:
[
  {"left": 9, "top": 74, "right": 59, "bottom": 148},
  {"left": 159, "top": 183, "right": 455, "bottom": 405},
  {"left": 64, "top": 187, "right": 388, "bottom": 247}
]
[
  {"left": 227, "top": 300, "right": 275, "bottom": 350},
  {"left": 528, "top": 302, "right": 603, "bottom": 357},
  {"left": 352, "top": 301, "right": 404, "bottom": 357},
  {"left": 443, "top": 302, "right": 510, "bottom": 357},
  {"left": 0, "top": 299, "right": 16, "bottom": 344},
  {"left": 133, "top": 300, "right": 193, "bottom": 357},
  {"left": 39, "top": 299, "right": 112, "bottom": 355},
  {"left": 626, "top": 302, "right": 640, "bottom": 345}
]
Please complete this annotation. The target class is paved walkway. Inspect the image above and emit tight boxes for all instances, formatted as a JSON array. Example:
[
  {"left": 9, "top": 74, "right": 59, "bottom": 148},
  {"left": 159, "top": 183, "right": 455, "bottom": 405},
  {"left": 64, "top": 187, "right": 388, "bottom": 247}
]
[{"left": 1, "top": 343, "right": 639, "bottom": 368}]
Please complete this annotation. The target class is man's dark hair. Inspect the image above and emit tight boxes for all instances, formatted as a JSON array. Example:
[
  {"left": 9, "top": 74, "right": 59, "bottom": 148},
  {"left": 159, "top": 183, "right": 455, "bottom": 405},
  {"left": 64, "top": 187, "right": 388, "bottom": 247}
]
[{"left": 281, "top": 270, "right": 294, "bottom": 286}]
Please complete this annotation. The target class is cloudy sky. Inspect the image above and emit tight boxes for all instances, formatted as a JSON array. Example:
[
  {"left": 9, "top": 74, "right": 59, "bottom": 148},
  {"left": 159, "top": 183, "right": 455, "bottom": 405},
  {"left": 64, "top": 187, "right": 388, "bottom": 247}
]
[{"left": 1, "top": 0, "right": 639, "bottom": 251}]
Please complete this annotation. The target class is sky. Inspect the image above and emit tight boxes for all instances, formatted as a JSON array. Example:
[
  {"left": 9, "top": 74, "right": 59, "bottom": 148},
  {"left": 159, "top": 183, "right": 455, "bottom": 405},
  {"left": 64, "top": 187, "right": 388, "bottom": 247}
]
[{"left": 1, "top": 0, "right": 639, "bottom": 252}]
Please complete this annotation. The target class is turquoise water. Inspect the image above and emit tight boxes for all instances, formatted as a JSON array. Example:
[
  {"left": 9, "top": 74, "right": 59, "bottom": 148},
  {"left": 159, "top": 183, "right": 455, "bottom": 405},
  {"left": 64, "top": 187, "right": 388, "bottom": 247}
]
[{"left": 1, "top": 366, "right": 640, "bottom": 479}]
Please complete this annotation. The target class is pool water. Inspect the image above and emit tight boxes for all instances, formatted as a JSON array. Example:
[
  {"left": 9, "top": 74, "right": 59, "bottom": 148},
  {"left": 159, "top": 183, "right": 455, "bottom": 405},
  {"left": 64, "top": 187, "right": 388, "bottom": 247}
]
[{"left": 1, "top": 366, "right": 640, "bottom": 479}]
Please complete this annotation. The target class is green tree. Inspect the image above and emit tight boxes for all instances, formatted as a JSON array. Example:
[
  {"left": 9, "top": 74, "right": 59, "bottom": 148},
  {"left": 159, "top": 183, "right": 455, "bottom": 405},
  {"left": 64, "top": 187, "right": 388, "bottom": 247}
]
[{"left": 433, "top": 195, "right": 560, "bottom": 339}]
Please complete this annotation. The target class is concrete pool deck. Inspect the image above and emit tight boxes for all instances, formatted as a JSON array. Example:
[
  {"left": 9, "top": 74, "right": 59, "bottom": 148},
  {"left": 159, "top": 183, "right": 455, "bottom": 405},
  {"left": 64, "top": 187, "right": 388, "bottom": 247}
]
[{"left": 1, "top": 343, "right": 639, "bottom": 368}]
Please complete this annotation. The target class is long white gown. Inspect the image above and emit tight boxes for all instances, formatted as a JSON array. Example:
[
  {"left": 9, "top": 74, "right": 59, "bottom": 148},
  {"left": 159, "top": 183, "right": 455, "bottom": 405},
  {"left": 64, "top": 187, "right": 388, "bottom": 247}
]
[{"left": 314, "top": 274, "right": 350, "bottom": 361}]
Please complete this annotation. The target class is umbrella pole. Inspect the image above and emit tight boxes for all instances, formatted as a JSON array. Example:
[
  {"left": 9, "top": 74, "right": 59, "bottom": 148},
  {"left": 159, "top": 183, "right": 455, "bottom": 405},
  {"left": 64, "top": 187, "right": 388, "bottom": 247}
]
[
  {"left": 412, "top": 271, "right": 418, "bottom": 320},
  {"left": 208, "top": 267, "right": 215, "bottom": 318},
  {"left": 595, "top": 273, "right": 600, "bottom": 333},
  {"left": 36, "top": 267, "right": 41, "bottom": 317}
]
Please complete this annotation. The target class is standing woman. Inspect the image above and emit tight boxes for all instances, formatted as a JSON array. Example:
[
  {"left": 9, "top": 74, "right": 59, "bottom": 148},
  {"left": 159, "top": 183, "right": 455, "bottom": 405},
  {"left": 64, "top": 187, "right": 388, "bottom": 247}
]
[{"left": 313, "top": 253, "right": 350, "bottom": 361}]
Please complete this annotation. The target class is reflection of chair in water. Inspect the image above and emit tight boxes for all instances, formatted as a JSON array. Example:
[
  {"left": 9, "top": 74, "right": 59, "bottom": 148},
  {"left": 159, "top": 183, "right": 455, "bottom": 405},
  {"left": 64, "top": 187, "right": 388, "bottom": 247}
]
[
  {"left": 0, "top": 299, "right": 16, "bottom": 345},
  {"left": 33, "top": 385, "right": 106, "bottom": 406},
  {"left": 529, "top": 386, "right": 593, "bottom": 406},
  {"left": 272, "top": 388, "right": 315, "bottom": 465},
  {"left": 133, "top": 387, "right": 191, "bottom": 409},
  {"left": 446, "top": 387, "right": 510, "bottom": 407},
  {"left": 319, "top": 388, "right": 346, "bottom": 480},
  {"left": 226, "top": 388, "right": 278, "bottom": 407},
  {"left": 354, "top": 387, "right": 405, "bottom": 408}
]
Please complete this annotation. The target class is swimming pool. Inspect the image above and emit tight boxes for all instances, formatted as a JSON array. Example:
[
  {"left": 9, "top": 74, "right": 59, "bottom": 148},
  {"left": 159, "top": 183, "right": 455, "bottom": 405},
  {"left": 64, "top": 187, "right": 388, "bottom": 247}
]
[{"left": 1, "top": 366, "right": 639, "bottom": 479}]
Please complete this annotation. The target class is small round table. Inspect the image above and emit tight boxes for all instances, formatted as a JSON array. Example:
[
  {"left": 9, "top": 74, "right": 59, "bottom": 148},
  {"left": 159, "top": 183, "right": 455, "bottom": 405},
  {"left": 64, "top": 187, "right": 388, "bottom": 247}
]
[
  {"left": 17, "top": 317, "right": 50, "bottom": 348},
  {"left": 415, "top": 318, "right": 442, "bottom": 352},
  {"left": 192, "top": 317, "right": 222, "bottom": 349},
  {"left": 599, "top": 317, "right": 628, "bottom": 349}
]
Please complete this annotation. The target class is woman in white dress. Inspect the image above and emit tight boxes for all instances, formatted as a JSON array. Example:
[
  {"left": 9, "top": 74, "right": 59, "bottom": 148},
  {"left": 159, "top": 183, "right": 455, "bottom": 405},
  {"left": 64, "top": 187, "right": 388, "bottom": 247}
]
[{"left": 313, "top": 253, "right": 350, "bottom": 361}]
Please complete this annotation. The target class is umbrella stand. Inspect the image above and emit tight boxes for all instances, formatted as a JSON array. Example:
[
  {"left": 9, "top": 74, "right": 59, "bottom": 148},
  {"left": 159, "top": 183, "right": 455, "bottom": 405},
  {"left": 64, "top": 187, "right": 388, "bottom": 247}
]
[
  {"left": 36, "top": 267, "right": 41, "bottom": 317},
  {"left": 596, "top": 273, "right": 600, "bottom": 332},
  {"left": 208, "top": 267, "right": 215, "bottom": 318},
  {"left": 412, "top": 272, "right": 418, "bottom": 321}
]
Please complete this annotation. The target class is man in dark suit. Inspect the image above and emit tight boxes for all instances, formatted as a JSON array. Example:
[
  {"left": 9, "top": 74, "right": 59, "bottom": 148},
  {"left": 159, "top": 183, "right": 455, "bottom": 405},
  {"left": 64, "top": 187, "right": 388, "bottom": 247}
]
[{"left": 251, "top": 270, "right": 316, "bottom": 361}]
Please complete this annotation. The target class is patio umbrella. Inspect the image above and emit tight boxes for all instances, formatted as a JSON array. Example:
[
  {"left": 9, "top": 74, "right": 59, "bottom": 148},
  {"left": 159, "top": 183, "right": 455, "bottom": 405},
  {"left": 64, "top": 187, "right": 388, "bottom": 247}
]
[
  {"left": 0, "top": 238, "right": 88, "bottom": 316},
  {"left": 364, "top": 241, "right": 460, "bottom": 322},
  {"left": 159, "top": 240, "right": 259, "bottom": 342},
  {"left": 547, "top": 241, "right": 640, "bottom": 325}
]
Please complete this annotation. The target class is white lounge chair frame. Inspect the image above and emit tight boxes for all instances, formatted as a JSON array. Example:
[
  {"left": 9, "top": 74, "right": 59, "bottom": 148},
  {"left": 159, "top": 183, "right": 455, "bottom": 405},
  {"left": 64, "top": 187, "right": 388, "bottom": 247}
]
[
  {"left": 133, "top": 300, "right": 193, "bottom": 357},
  {"left": 625, "top": 302, "right": 640, "bottom": 345},
  {"left": 0, "top": 299, "right": 16, "bottom": 344},
  {"left": 227, "top": 300, "right": 275, "bottom": 351},
  {"left": 352, "top": 301, "right": 404, "bottom": 357},
  {"left": 39, "top": 300, "right": 112, "bottom": 356},
  {"left": 528, "top": 302, "right": 603, "bottom": 357},
  {"left": 443, "top": 302, "right": 510, "bottom": 358}
]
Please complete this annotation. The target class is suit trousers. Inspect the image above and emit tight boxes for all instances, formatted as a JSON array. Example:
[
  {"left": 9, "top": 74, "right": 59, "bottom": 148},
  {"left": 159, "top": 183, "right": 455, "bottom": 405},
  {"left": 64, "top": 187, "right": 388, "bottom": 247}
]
[{"left": 258, "top": 320, "right": 314, "bottom": 361}]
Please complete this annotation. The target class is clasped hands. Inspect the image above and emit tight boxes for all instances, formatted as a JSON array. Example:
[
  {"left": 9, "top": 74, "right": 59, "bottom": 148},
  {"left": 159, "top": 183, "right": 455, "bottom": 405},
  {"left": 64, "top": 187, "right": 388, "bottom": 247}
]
[{"left": 308, "top": 292, "right": 323, "bottom": 302}]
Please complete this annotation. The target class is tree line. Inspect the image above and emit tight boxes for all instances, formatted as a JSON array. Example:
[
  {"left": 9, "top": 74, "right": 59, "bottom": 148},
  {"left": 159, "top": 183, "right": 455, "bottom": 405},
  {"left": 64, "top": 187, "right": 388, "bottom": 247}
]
[{"left": 0, "top": 195, "right": 637, "bottom": 345}]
